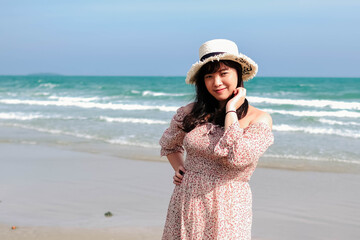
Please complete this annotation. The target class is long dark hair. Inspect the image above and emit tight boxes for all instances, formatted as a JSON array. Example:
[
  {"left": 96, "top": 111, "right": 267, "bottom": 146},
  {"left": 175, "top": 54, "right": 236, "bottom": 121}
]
[{"left": 182, "top": 60, "right": 249, "bottom": 132}]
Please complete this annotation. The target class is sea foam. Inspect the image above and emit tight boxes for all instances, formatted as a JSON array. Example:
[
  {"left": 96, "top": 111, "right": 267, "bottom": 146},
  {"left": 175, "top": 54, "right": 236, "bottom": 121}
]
[
  {"left": 273, "top": 124, "right": 360, "bottom": 138},
  {"left": 142, "top": 91, "right": 188, "bottom": 97},
  {"left": 265, "top": 154, "right": 360, "bottom": 165},
  {"left": 249, "top": 96, "right": 360, "bottom": 110},
  {"left": 263, "top": 109, "right": 360, "bottom": 118},
  {"left": 99, "top": 116, "right": 168, "bottom": 125},
  {"left": 318, "top": 118, "right": 360, "bottom": 126},
  {"left": 0, "top": 99, "right": 178, "bottom": 112}
]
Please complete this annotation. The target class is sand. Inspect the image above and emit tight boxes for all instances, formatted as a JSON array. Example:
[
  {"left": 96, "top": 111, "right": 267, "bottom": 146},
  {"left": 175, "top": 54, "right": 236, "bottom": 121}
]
[{"left": 0, "top": 143, "right": 359, "bottom": 240}]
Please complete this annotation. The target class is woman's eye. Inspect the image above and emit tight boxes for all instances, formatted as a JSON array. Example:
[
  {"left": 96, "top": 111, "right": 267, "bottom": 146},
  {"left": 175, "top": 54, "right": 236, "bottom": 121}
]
[
  {"left": 221, "top": 72, "right": 228, "bottom": 76},
  {"left": 204, "top": 75, "right": 212, "bottom": 79}
]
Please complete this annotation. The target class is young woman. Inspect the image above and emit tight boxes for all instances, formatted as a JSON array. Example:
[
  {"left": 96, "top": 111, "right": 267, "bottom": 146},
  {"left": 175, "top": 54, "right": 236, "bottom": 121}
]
[{"left": 160, "top": 39, "right": 274, "bottom": 239}]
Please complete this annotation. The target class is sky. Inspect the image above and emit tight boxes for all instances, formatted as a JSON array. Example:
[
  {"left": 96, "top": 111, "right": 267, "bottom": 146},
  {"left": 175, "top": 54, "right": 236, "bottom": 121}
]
[{"left": 0, "top": 0, "right": 359, "bottom": 77}]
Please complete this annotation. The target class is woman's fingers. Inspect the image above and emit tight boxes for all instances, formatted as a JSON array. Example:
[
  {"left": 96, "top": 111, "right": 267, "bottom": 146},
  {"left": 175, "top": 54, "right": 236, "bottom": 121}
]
[
  {"left": 228, "top": 87, "right": 246, "bottom": 110},
  {"left": 173, "top": 168, "right": 186, "bottom": 185},
  {"left": 173, "top": 174, "right": 182, "bottom": 181},
  {"left": 178, "top": 166, "right": 186, "bottom": 175},
  {"left": 173, "top": 176, "right": 181, "bottom": 185},
  {"left": 235, "top": 87, "right": 246, "bottom": 97}
]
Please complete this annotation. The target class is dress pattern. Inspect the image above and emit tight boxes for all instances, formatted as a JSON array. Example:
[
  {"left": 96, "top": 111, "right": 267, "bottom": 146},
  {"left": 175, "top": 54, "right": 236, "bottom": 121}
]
[{"left": 160, "top": 105, "right": 274, "bottom": 240}]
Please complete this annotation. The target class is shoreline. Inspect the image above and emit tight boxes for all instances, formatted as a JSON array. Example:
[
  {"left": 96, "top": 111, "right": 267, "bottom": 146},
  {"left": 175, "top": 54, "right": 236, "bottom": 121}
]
[{"left": 1, "top": 124, "right": 359, "bottom": 175}]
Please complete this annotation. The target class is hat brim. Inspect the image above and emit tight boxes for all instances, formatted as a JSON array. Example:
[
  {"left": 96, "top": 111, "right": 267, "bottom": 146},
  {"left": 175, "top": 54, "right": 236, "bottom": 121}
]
[{"left": 185, "top": 53, "right": 258, "bottom": 84}]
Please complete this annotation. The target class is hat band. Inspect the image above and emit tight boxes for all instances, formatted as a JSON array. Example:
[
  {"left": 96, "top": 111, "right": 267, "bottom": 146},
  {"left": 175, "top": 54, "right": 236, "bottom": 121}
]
[{"left": 200, "top": 52, "right": 225, "bottom": 61}]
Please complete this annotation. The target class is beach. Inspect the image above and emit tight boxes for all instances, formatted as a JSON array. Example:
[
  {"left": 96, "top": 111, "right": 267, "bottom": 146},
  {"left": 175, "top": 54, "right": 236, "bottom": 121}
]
[
  {"left": 0, "top": 75, "right": 359, "bottom": 239},
  {"left": 1, "top": 138, "right": 360, "bottom": 239}
]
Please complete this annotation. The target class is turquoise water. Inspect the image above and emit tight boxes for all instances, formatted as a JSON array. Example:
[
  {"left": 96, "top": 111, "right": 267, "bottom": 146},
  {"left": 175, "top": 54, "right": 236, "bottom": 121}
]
[{"left": 0, "top": 75, "right": 359, "bottom": 172}]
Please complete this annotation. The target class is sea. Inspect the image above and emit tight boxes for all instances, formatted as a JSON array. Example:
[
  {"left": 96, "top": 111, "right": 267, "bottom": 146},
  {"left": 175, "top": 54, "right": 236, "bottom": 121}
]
[{"left": 0, "top": 75, "right": 359, "bottom": 173}]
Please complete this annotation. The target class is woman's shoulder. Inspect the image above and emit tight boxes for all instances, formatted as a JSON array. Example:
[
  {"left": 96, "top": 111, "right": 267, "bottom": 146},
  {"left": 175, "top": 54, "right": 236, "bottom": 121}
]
[
  {"left": 247, "top": 105, "right": 273, "bottom": 130},
  {"left": 177, "top": 102, "right": 195, "bottom": 114},
  {"left": 173, "top": 102, "right": 194, "bottom": 121}
]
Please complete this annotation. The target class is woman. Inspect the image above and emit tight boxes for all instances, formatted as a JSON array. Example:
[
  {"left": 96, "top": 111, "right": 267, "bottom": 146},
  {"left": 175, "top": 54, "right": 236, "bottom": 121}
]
[{"left": 160, "top": 39, "right": 274, "bottom": 239}]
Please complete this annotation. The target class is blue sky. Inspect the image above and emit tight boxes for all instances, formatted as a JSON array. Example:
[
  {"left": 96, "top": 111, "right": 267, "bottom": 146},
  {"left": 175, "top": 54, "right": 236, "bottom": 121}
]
[{"left": 1, "top": 0, "right": 359, "bottom": 77}]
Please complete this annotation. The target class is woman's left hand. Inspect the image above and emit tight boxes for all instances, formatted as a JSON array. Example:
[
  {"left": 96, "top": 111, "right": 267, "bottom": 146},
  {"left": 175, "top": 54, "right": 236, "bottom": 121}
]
[
  {"left": 173, "top": 166, "right": 186, "bottom": 185},
  {"left": 226, "top": 87, "right": 246, "bottom": 111}
]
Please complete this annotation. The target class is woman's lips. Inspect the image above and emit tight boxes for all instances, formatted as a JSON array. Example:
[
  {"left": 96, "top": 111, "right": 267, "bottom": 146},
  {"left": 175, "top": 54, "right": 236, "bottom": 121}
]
[{"left": 214, "top": 88, "right": 226, "bottom": 93}]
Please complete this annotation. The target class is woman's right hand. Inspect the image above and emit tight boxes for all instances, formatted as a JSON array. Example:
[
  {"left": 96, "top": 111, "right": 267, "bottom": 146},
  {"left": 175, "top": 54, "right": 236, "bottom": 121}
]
[
  {"left": 226, "top": 87, "right": 246, "bottom": 112},
  {"left": 173, "top": 166, "right": 186, "bottom": 185}
]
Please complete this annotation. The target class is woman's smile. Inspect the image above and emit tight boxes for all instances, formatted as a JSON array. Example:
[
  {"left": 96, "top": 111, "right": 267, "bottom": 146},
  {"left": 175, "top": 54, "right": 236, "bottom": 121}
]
[
  {"left": 204, "top": 62, "right": 238, "bottom": 103},
  {"left": 214, "top": 88, "right": 226, "bottom": 93}
]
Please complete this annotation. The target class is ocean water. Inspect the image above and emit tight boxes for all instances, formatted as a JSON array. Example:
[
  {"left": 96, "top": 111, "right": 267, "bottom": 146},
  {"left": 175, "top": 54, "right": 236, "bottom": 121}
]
[{"left": 0, "top": 75, "right": 359, "bottom": 173}]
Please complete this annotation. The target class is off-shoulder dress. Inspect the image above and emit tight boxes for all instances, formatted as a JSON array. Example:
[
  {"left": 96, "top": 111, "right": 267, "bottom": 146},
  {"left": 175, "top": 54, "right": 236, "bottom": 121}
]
[{"left": 159, "top": 105, "right": 274, "bottom": 240}]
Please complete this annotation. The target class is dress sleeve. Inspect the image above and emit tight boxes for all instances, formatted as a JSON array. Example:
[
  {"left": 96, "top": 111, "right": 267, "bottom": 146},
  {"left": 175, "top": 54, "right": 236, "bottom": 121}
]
[
  {"left": 214, "top": 121, "right": 274, "bottom": 168},
  {"left": 159, "top": 106, "right": 187, "bottom": 156}
]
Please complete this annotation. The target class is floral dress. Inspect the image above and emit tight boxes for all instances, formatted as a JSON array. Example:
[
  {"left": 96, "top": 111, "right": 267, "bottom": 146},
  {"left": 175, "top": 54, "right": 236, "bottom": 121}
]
[{"left": 160, "top": 105, "right": 274, "bottom": 240}]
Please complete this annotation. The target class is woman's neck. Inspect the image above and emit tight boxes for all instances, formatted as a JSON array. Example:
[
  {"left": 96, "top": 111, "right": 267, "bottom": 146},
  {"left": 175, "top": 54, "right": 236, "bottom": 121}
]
[{"left": 218, "top": 100, "right": 226, "bottom": 109}]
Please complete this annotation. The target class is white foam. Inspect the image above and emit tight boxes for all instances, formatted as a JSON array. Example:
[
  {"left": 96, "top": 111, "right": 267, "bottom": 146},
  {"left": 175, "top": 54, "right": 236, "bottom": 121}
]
[
  {"left": 99, "top": 116, "right": 168, "bottom": 125},
  {"left": 264, "top": 109, "right": 360, "bottom": 118},
  {"left": 318, "top": 118, "right": 360, "bottom": 126},
  {"left": 0, "top": 112, "right": 45, "bottom": 120},
  {"left": 265, "top": 154, "right": 360, "bottom": 165},
  {"left": 142, "top": 91, "right": 188, "bottom": 97},
  {"left": 107, "top": 138, "right": 158, "bottom": 148},
  {"left": 273, "top": 124, "right": 360, "bottom": 138},
  {"left": 0, "top": 112, "right": 87, "bottom": 121},
  {"left": 2, "top": 122, "right": 158, "bottom": 148},
  {"left": 3, "top": 123, "right": 98, "bottom": 140},
  {"left": 249, "top": 96, "right": 360, "bottom": 110},
  {"left": 48, "top": 96, "right": 100, "bottom": 102},
  {"left": 0, "top": 99, "right": 178, "bottom": 112},
  {"left": 38, "top": 83, "right": 58, "bottom": 89},
  {"left": 34, "top": 92, "right": 51, "bottom": 96}
]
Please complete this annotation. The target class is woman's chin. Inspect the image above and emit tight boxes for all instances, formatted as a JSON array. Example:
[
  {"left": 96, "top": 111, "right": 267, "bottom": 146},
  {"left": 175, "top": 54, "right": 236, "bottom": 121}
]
[{"left": 214, "top": 95, "right": 231, "bottom": 102}]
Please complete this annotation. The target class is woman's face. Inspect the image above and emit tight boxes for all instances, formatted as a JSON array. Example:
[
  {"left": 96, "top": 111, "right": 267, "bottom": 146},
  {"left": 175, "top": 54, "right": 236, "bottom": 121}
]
[{"left": 204, "top": 62, "right": 238, "bottom": 104}]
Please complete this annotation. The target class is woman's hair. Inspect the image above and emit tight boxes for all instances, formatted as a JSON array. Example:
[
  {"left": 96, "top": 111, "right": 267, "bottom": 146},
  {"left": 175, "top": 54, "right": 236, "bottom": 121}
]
[{"left": 182, "top": 60, "right": 249, "bottom": 133}]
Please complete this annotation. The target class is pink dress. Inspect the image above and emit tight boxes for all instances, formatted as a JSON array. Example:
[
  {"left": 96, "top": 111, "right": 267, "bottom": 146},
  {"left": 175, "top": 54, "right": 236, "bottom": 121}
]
[{"left": 160, "top": 105, "right": 274, "bottom": 240}]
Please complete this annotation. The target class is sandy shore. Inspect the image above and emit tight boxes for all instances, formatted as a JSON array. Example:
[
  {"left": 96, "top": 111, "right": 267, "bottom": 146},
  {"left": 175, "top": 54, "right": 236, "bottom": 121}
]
[{"left": 1, "top": 143, "right": 359, "bottom": 240}]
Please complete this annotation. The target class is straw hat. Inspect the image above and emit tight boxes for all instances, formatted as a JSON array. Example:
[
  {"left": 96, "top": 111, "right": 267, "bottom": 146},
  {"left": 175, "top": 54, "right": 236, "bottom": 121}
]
[{"left": 185, "top": 39, "right": 258, "bottom": 84}]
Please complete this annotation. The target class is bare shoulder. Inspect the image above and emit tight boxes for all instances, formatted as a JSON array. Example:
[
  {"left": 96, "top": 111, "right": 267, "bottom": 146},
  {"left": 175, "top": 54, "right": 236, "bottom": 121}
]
[{"left": 249, "top": 106, "right": 273, "bottom": 130}]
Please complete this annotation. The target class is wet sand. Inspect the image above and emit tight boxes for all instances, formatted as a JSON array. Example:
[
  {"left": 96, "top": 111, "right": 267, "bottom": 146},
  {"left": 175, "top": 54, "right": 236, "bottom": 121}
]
[{"left": 0, "top": 143, "right": 359, "bottom": 240}]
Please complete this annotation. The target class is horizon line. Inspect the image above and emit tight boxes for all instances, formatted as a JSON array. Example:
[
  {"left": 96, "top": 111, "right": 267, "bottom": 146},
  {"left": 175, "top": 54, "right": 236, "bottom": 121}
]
[{"left": 0, "top": 74, "right": 359, "bottom": 79}]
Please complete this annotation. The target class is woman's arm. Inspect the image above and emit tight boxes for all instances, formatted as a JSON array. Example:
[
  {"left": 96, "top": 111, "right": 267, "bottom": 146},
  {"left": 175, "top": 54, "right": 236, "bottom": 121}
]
[{"left": 225, "top": 87, "right": 246, "bottom": 130}]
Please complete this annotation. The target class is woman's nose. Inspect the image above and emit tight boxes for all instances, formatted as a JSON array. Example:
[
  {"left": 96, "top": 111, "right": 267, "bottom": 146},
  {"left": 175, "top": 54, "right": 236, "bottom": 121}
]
[{"left": 214, "top": 75, "right": 222, "bottom": 86}]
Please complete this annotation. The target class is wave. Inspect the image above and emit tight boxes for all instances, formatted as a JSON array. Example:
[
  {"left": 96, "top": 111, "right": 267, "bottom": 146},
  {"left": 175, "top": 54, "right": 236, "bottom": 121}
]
[
  {"left": 107, "top": 138, "right": 158, "bottom": 148},
  {"left": 99, "top": 116, "right": 168, "bottom": 125},
  {"left": 264, "top": 109, "right": 360, "bottom": 118},
  {"left": 1, "top": 122, "right": 158, "bottom": 148},
  {"left": 34, "top": 92, "right": 51, "bottom": 96},
  {"left": 0, "top": 99, "right": 178, "bottom": 112},
  {"left": 6, "top": 93, "right": 18, "bottom": 97},
  {"left": 0, "top": 112, "right": 87, "bottom": 121},
  {"left": 249, "top": 96, "right": 360, "bottom": 110},
  {"left": 142, "top": 90, "right": 189, "bottom": 97},
  {"left": 48, "top": 96, "right": 100, "bottom": 102},
  {"left": 0, "top": 112, "right": 46, "bottom": 120},
  {"left": 2, "top": 123, "right": 96, "bottom": 140},
  {"left": 38, "top": 83, "right": 58, "bottom": 89},
  {"left": 273, "top": 124, "right": 360, "bottom": 138},
  {"left": 130, "top": 90, "right": 188, "bottom": 97},
  {"left": 318, "top": 118, "right": 360, "bottom": 126},
  {"left": 265, "top": 154, "right": 360, "bottom": 165}
]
